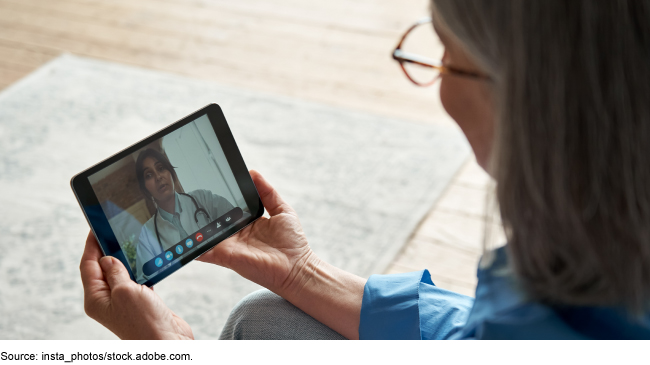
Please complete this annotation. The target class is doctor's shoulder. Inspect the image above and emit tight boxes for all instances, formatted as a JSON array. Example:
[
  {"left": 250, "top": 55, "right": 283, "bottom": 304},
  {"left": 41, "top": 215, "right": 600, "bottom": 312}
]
[
  {"left": 138, "top": 215, "right": 158, "bottom": 246},
  {"left": 141, "top": 213, "right": 157, "bottom": 230},
  {"left": 187, "top": 189, "right": 222, "bottom": 203},
  {"left": 187, "top": 189, "right": 234, "bottom": 211}
]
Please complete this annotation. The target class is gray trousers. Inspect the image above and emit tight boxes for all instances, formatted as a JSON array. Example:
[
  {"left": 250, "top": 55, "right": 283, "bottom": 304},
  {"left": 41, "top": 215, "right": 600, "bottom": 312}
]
[{"left": 219, "top": 289, "right": 347, "bottom": 340}]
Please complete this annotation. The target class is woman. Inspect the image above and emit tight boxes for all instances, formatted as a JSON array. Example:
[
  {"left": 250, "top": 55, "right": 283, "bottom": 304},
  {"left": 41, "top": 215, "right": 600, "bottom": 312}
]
[
  {"left": 134, "top": 148, "right": 234, "bottom": 282},
  {"left": 79, "top": 0, "right": 650, "bottom": 339}
]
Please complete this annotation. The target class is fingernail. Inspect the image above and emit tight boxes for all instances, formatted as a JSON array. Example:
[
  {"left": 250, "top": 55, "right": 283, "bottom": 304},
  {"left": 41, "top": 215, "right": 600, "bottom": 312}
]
[{"left": 99, "top": 256, "right": 114, "bottom": 271}]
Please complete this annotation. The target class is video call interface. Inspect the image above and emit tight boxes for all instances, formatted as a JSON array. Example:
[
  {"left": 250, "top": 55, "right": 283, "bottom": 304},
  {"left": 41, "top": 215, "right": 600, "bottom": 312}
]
[{"left": 88, "top": 115, "right": 251, "bottom": 284}]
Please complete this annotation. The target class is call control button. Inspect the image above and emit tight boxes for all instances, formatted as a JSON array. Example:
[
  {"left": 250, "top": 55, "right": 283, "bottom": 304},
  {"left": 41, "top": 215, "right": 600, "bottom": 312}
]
[
  {"left": 155, "top": 257, "right": 163, "bottom": 267},
  {"left": 195, "top": 233, "right": 203, "bottom": 242},
  {"left": 165, "top": 251, "right": 173, "bottom": 261},
  {"left": 176, "top": 245, "right": 183, "bottom": 255},
  {"left": 185, "top": 238, "right": 193, "bottom": 248}
]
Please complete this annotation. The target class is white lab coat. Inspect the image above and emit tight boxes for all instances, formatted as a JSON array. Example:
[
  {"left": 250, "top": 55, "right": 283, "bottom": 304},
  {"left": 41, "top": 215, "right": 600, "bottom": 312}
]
[{"left": 136, "top": 189, "right": 234, "bottom": 283}]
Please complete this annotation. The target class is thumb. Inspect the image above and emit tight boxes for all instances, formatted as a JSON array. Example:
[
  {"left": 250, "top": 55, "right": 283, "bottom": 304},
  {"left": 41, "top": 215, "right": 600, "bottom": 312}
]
[
  {"left": 100, "top": 256, "right": 132, "bottom": 290},
  {"left": 250, "top": 170, "right": 295, "bottom": 216}
]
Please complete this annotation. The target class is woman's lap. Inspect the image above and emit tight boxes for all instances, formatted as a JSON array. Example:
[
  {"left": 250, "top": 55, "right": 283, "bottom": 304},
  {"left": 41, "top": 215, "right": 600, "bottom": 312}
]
[{"left": 219, "top": 289, "right": 346, "bottom": 340}]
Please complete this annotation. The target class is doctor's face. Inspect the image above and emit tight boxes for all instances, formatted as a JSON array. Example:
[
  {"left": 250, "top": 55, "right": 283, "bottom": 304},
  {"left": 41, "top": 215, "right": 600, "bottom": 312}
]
[{"left": 142, "top": 157, "right": 175, "bottom": 203}]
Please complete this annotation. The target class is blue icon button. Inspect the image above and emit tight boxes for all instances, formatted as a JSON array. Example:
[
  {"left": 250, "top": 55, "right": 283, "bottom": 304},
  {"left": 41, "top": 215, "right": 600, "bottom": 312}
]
[
  {"left": 155, "top": 257, "right": 163, "bottom": 267},
  {"left": 165, "top": 251, "right": 173, "bottom": 261},
  {"left": 176, "top": 245, "right": 183, "bottom": 255},
  {"left": 185, "top": 238, "right": 193, "bottom": 248}
]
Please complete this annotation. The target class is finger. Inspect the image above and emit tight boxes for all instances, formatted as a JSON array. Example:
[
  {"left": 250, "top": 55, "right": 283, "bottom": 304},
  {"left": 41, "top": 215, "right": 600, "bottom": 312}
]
[
  {"left": 99, "top": 256, "right": 133, "bottom": 291},
  {"left": 81, "top": 231, "right": 103, "bottom": 264},
  {"left": 80, "top": 232, "right": 107, "bottom": 290},
  {"left": 195, "top": 240, "right": 228, "bottom": 266},
  {"left": 80, "top": 232, "right": 112, "bottom": 320},
  {"left": 195, "top": 220, "right": 257, "bottom": 267},
  {"left": 250, "top": 170, "right": 295, "bottom": 216}
]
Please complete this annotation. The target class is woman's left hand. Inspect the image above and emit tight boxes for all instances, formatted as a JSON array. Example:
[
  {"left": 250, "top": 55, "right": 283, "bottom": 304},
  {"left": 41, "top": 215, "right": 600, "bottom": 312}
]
[{"left": 80, "top": 232, "right": 194, "bottom": 340}]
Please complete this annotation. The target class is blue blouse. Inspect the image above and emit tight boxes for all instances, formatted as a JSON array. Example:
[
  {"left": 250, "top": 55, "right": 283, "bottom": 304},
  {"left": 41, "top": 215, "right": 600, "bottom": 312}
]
[{"left": 359, "top": 246, "right": 650, "bottom": 339}]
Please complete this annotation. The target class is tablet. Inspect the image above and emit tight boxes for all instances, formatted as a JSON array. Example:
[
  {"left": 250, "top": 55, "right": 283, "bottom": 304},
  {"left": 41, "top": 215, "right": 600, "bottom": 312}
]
[{"left": 71, "top": 104, "right": 264, "bottom": 287}]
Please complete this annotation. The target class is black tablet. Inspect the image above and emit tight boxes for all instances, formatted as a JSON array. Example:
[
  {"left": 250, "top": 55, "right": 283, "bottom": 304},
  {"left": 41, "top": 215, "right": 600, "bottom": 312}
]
[{"left": 71, "top": 104, "right": 264, "bottom": 287}]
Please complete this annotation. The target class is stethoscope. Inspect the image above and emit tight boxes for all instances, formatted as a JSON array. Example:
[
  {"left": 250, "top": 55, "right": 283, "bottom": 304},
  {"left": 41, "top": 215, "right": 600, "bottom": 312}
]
[{"left": 153, "top": 192, "right": 211, "bottom": 251}]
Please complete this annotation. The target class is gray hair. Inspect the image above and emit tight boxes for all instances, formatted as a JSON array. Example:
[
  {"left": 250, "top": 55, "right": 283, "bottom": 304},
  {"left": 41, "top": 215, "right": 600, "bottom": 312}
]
[{"left": 432, "top": 0, "right": 650, "bottom": 312}]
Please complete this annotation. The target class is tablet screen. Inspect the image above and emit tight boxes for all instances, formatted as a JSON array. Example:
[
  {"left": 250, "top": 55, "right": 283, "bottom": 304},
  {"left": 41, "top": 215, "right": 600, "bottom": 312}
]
[{"left": 86, "top": 113, "right": 252, "bottom": 284}]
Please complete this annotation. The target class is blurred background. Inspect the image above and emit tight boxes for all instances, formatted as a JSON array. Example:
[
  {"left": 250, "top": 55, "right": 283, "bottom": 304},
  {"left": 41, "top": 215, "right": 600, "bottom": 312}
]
[
  {"left": 1, "top": 0, "right": 445, "bottom": 122},
  {"left": 0, "top": 0, "right": 502, "bottom": 330}
]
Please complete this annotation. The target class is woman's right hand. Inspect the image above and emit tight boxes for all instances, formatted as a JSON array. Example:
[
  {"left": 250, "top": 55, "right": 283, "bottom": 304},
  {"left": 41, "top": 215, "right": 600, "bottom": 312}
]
[
  {"left": 80, "top": 232, "right": 194, "bottom": 340},
  {"left": 197, "top": 170, "right": 320, "bottom": 299}
]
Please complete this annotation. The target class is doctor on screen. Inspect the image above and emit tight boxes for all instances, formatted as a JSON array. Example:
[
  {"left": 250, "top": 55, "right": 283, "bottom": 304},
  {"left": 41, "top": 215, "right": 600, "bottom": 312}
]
[{"left": 134, "top": 148, "right": 234, "bottom": 282}]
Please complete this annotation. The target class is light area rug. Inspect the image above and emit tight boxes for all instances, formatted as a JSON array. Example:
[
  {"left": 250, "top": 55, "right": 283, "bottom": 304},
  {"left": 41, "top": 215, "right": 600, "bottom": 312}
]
[{"left": 0, "top": 54, "right": 470, "bottom": 339}]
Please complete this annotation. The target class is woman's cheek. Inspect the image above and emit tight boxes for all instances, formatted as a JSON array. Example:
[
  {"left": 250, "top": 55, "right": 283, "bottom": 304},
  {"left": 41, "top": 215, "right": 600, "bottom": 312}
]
[
  {"left": 145, "top": 181, "right": 157, "bottom": 199},
  {"left": 439, "top": 78, "right": 454, "bottom": 119},
  {"left": 438, "top": 77, "right": 494, "bottom": 170},
  {"left": 440, "top": 78, "right": 474, "bottom": 135}
]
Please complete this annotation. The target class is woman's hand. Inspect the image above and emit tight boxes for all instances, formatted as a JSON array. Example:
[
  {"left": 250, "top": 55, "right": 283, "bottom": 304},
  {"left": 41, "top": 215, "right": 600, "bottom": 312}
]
[
  {"left": 198, "top": 170, "right": 366, "bottom": 339},
  {"left": 80, "top": 232, "right": 194, "bottom": 340},
  {"left": 197, "top": 170, "right": 319, "bottom": 299}
]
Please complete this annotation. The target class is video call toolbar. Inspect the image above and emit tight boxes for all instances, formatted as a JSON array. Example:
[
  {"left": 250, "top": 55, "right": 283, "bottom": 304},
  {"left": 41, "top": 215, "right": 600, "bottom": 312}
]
[{"left": 142, "top": 207, "right": 244, "bottom": 276}]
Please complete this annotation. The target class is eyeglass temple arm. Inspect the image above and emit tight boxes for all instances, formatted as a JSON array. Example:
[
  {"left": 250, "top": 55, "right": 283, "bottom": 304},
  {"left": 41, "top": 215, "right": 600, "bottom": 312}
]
[
  {"left": 393, "top": 17, "right": 433, "bottom": 51},
  {"left": 392, "top": 49, "right": 442, "bottom": 69}
]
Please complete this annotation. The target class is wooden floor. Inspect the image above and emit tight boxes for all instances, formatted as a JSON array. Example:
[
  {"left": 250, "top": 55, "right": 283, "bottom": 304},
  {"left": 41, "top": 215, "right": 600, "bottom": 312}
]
[{"left": 0, "top": 0, "right": 502, "bottom": 296}]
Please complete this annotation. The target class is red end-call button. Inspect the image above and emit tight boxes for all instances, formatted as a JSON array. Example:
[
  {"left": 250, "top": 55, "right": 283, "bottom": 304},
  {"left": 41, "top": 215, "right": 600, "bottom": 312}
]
[{"left": 195, "top": 232, "right": 203, "bottom": 242}]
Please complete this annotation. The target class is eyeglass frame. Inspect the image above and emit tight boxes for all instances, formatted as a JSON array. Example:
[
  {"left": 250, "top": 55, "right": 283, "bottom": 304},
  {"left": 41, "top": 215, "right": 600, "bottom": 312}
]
[{"left": 392, "top": 17, "right": 490, "bottom": 86}]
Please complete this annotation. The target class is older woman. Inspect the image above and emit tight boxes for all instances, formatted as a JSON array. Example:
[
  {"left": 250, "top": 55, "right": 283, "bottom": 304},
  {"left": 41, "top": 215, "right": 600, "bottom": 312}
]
[{"left": 80, "top": 0, "right": 650, "bottom": 339}]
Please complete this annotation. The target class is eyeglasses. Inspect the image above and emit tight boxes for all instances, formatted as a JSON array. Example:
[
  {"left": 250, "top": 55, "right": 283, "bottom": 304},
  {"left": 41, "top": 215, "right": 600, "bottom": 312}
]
[{"left": 392, "top": 17, "right": 489, "bottom": 86}]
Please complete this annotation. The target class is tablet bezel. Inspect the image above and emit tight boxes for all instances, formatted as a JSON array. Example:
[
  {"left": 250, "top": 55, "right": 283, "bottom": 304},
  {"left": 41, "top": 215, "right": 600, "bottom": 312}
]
[{"left": 71, "top": 103, "right": 264, "bottom": 287}]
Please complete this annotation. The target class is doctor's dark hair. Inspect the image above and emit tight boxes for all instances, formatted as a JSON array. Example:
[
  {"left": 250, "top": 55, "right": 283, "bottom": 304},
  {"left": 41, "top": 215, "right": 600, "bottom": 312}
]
[
  {"left": 432, "top": 0, "right": 650, "bottom": 312},
  {"left": 134, "top": 148, "right": 178, "bottom": 200}
]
